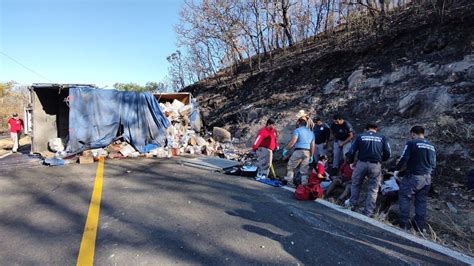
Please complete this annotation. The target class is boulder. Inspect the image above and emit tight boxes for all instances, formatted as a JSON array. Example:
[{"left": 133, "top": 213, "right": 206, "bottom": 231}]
[
  {"left": 348, "top": 67, "right": 366, "bottom": 90},
  {"left": 398, "top": 87, "right": 453, "bottom": 118},
  {"left": 444, "top": 54, "right": 474, "bottom": 74},
  {"left": 416, "top": 62, "right": 446, "bottom": 77},
  {"left": 323, "top": 78, "right": 343, "bottom": 94},
  {"left": 388, "top": 66, "right": 417, "bottom": 84},
  {"left": 466, "top": 66, "right": 474, "bottom": 80},
  {"left": 213, "top": 127, "right": 232, "bottom": 142}
]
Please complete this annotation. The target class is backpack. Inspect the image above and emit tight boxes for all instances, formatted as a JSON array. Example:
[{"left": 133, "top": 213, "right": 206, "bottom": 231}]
[{"left": 294, "top": 182, "right": 324, "bottom": 200}]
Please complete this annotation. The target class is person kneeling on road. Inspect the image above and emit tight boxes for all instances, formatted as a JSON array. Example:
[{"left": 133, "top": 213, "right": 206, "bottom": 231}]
[
  {"left": 345, "top": 123, "right": 391, "bottom": 217},
  {"left": 252, "top": 118, "right": 278, "bottom": 180},
  {"left": 282, "top": 118, "right": 315, "bottom": 187},
  {"left": 393, "top": 125, "right": 436, "bottom": 232}
]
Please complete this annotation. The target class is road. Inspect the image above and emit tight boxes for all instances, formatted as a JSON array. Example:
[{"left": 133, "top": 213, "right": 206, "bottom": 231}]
[{"left": 0, "top": 155, "right": 467, "bottom": 265}]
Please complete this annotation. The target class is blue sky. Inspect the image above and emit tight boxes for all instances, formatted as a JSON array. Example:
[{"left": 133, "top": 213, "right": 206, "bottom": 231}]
[{"left": 0, "top": 0, "right": 183, "bottom": 86}]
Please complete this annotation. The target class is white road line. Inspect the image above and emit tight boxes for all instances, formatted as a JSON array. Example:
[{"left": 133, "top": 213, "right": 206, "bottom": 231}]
[
  {"left": 280, "top": 186, "right": 474, "bottom": 265},
  {"left": 0, "top": 152, "right": 12, "bottom": 159}
]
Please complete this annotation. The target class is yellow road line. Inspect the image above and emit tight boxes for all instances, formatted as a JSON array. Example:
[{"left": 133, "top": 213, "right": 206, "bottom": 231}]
[{"left": 77, "top": 157, "right": 105, "bottom": 266}]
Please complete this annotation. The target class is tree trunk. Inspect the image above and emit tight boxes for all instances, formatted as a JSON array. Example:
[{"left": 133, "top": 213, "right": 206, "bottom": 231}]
[{"left": 280, "top": 0, "right": 294, "bottom": 46}]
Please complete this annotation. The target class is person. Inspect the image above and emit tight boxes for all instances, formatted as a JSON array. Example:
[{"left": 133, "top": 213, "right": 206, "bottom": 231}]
[
  {"left": 345, "top": 123, "right": 391, "bottom": 217},
  {"left": 330, "top": 114, "right": 355, "bottom": 172},
  {"left": 7, "top": 113, "right": 24, "bottom": 153},
  {"left": 394, "top": 125, "right": 436, "bottom": 231},
  {"left": 313, "top": 117, "right": 331, "bottom": 164},
  {"left": 379, "top": 173, "right": 400, "bottom": 214},
  {"left": 252, "top": 118, "right": 278, "bottom": 179},
  {"left": 324, "top": 159, "right": 354, "bottom": 204},
  {"left": 296, "top": 110, "right": 314, "bottom": 130},
  {"left": 310, "top": 155, "right": 329, "bottom": 180},
  {"left": 306, "top": 155, "right": 329, "bottom": 199},
  {"left": 282, "top": 118, "right": 316, "bottom": 187}
]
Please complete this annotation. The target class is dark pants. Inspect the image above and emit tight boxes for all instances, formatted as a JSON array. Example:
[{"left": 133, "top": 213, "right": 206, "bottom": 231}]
[
  {"left": 399, "top": 174, "right": 431, "bottom": 230},
  {"left": 380, "top": 191, "right": 398, "bottom": 213},
  {"left": 349, "top": 161, "right": 382, "bottom": 215}
]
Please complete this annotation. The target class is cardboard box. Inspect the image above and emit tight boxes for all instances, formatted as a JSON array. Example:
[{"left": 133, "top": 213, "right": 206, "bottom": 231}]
[{"left": 79, "top": 156, "right": 94, "bottom": 164}]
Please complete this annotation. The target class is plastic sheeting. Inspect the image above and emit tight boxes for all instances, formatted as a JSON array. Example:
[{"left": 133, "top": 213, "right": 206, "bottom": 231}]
[
  {"left": 66, "top": 87, "right": 170, "bottom": 153},
  {"left": 189, "top": 98, "right": 202, "bottom": 132}
]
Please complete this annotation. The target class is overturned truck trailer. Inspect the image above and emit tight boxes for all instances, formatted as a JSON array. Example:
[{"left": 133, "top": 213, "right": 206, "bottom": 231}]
[
  {"left": 30, "top": 84, "right": 201, "bottom": 154},
  {"left": 29, "top": 83, "right": 92, "bottom": 154}
]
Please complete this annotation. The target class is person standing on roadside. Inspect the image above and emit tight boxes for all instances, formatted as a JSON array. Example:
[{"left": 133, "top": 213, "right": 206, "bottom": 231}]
[
  {"left": 330, "top": 114, "right": 355, "bottom": 173},
  {"left": 252, "top": 118, "right": 278, "bottom": 179},
  {"left": 7, "top": 113, "right": 23, "bottom": 153},
  {"left": 282, "top": 118, "right": 316, "bottom": 187},
  {"left": 345, "top": 123, "right": 391, "bottom": 217},
  {"left": 394, "top": 126, "right": 436, "bottom": 231},
  {"left": 313, "top": 117, "right": 331, "bottom": 165}
]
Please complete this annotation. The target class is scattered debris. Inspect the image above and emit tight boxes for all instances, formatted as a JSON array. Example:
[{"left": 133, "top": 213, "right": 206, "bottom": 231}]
[
  {"left": 79, "top": 156, "right": 94, "bottom": 164},
  {"left": 446, "top": 202, "right": 458, "bottom": 214}
]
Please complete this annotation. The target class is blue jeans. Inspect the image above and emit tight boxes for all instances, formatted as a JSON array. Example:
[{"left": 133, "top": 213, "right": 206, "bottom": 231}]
[{"left": 399, "top": 174, "right": 431, "bottom": 229}]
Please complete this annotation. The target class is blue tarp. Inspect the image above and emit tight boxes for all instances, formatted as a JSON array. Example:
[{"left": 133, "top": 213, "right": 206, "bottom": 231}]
[{"left": 66, "top": 87, "right": 170, "bottom": 153}]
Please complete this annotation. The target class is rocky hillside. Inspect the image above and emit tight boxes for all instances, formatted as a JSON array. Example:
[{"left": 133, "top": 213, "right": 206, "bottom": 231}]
[
  {"left": 185, "top": 1, "right": 474, "bottom": 254},
  {"left": 186, "top": 1, "right": 473, "bottom": 180}
]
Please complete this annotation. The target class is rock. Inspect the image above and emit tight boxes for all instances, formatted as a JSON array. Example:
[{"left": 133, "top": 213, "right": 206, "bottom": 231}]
[
  {"left": 445, "top": 73, "right": 460, "bottom": 83},
  {"left": 348, "top": 67, "right": 366, "bottom": 90},
  {"left": 466, "top": 66, "right": 474, "bottom": 80},
  {"left": 247, "top": 108, "right": 263, "bottom": 122},
  {"left": 444, "top": 54, "right": 474, "bottom": 74},
  {"left": 388, "top": 66, "right": 417, "bottom": 84},
  {"left": 323, "top": 78, "right": 343, "bottom": 94},
  {"left": 213, "top": 127, "right": 232, "bottom": 142},
  {"left": 416, "top": 62, "right": 446, "bottom": 77},
  {"left": 446, "top": 202, "right": 458, "bottom": 214},
  {"left": 363, "top": 77, "right": 386, "bottom": 89},
  {"left": 398, "top": 87, "right": 453, "bottom": 118}
]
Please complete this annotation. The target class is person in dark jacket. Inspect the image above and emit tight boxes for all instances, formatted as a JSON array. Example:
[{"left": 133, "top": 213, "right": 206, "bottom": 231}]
[
  {"left": 252, "top": 118, "right": 278, "bottom": 179},
  {"left": 330, "top": 114, "right": 355, "bottom": 172},
  {"left": 313, "top": 117, "right": 331, "bottom": 164},
  {"left": 394, "top": 125, "right": 436, "bottom": 231},
  {"left": 345, "top": 123, "right": 391, "bottom": 217}
]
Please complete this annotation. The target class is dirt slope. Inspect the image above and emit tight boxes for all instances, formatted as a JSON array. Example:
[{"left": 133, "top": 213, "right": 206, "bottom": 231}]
[{"left": 185, "top": 1, "right": 474, "bottom": 255}]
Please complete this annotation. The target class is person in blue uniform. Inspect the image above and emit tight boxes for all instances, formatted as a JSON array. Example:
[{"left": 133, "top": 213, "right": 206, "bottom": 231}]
[
  {"left": 345, "top": 123, "right": 391, "bottom": 217},
  {"left": 394, "top": 126, "right": 436, "bottom": 231}
]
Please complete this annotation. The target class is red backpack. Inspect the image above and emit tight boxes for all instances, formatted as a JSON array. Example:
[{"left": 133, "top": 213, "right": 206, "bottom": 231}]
[{"left": 294, "top": 182, "right": 324, "bottom": 200}]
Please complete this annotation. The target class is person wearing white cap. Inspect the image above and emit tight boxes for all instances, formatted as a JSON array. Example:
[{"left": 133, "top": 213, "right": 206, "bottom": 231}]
[
  {"left": 295, "top": 110, "right": 314, "bottom": 130},
  {"left": 7, "top": 113, "right": 24, "bottom": 153}
]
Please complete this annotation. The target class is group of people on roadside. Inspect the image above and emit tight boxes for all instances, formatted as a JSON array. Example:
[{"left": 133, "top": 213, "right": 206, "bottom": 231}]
[{"left": 252, "top": 111, "right": 437, "bottom": 231}]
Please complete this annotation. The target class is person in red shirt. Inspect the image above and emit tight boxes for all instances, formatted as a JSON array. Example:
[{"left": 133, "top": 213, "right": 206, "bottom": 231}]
[
  {"left": 324, "top": 159, "right": 354, "bottom": 204},
  {"left": 7, "top": 113, "right": 24, "bottom": 153},
  {"left": 252, "top": 118, "right": 278, "bottom": 179}
]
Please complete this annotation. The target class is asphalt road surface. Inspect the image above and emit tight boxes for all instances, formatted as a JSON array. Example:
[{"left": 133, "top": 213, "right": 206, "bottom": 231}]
[{"left": 0, "top": 155, "right": 467, "bottom": 265}]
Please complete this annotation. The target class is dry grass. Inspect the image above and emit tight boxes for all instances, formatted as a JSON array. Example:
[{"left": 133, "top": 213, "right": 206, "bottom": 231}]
[
  {"left": 437, "top": 115, "right": 474, "bottom": 142},
  {"left": 0, "top": 135, "right": 31, "bottom": 150},
  {"left": 0, "top": 92, "right": 29, "bottom": 132}
]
